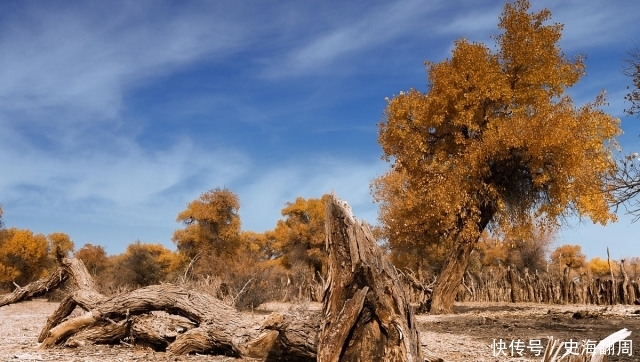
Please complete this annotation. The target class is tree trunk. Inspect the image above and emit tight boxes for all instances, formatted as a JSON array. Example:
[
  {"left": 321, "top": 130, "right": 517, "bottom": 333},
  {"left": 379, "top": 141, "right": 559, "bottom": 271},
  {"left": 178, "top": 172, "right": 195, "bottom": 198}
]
[
  {"left": 318, "top": 193, "right": 423, "bottom": 362},
  {"left": 620, "top": 259, "right": 633, "bottom": 305},
  {"left": 507, "top": 265, "right": 521, "bottom": 303},
  {"left": 429, "top": 239, "right": 475, "bottom": 314},
  {"left": 429, "top": 206, "right": 494, "bottom": 314},
  {"left": 607, "top": 247, "right": 617, "bottom": 304}
]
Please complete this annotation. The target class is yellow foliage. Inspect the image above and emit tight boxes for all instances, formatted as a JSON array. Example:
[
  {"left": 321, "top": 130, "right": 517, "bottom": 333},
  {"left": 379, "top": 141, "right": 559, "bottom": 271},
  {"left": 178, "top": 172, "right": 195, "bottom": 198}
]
[
  {"left": 173, "top": 187, "right": 241, "bottom": 258},
  {"left": 239, "top": 230, "right": 278, "bottom": 261},
  {"left": 113, "top": 241, "right": 181, "bottom": 287},
  {"left": 74, "top": 243, "right": 109, "bottom": 276},
  {"left": 624, "top": 257, "right": 640, "bottom": 278},
  {"left": 587, "top": 257, "right": 611, "bottom": 277},
  {"left": 0, "top": 227, "right": 49, "bottom": 285},
  {"left": 47, "top": 232, "right": 75, "bottom": 259},
  {"left": 372, "top": 0, "right": 620, "bottom": 270},
  {"left": 550, "top": 244, "right": 586, "bottom": 270},
  {"left": 272, "top": 196, "right": 327, "bottom": 275},
  {"left": 477, "top": 237, "right": 508, "bottom": 268}
]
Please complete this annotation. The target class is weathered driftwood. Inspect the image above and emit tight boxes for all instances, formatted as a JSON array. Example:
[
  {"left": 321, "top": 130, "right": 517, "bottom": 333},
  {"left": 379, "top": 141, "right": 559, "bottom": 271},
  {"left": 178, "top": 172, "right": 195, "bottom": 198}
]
[
  {"left": 446, "top": 264, "right": 640, "bottom": 306},
  {"left": 318, "top": 194, "right": 423, "bottom": 362}
]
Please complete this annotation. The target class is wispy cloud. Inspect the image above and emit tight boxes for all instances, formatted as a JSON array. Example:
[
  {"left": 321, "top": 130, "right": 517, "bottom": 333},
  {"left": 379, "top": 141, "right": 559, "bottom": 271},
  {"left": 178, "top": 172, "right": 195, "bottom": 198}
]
[
  {"left": 263, "top": 0, "right": 441, "bottom": 78},
  {"left": 0, "top": 1, "right": 249, "bottom": 124},
  {"left": 543, "top": 1, "right": 640, "bottom": 52},
  {"left": 0, "top": 133, "right": 249, "bottom": 212},
  {"left": 238, "top": 157, "right": 387, "bottom": 233},
  {"left": 437, "top": 4, "right": 502, "bottom": 39}
]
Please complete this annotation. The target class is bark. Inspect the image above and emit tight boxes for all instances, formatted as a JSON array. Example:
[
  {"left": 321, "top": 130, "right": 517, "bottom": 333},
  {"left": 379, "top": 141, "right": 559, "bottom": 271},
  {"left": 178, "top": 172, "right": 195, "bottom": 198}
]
[
  {"left": 620, "top": 259, "right": 632, "bottom": 305},
  {"left": 429, "top": 205, "right": 494, "bottom": 314},
  {"left": 561, "top": 267, "right": 570, "bottom": 304},
  {"left": 1, "top": 257, "right": 317, "bottom": 359},
  {"left": 607, "top": 247, "right": 617, "bottom": 304},
  {"left": 507, "top": 265, "right": 521, "bottom": 303},
  {"left": 44, "top": 267, "right": 317, "bottom": 360},
  {"left": 0, "top": 267, "right": 68, "bottom": 307},
  {"left": 2, "top": 194, "right": 433, "bottom": 361},
  {"left": 429, "top": 239, "right": 476, "bottom": 314},
  {"left": 318, "top": 194, "right": 423, "bottom": 362}
]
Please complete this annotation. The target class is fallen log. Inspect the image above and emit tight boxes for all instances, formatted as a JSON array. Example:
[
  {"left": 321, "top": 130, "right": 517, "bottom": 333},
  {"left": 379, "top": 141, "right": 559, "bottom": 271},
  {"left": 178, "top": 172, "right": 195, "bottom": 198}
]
[
  {"left": 1, "top": 253, "right": 318, "bottom": 360},
  {"left": 0, "top": 194, "right": 436, "bottom": 361},
  {"left": 0, "top": 267, "right": 68, "bottom": 307},
  {"left": 35, "top": 269, "right": 318, "bottom": 360}
]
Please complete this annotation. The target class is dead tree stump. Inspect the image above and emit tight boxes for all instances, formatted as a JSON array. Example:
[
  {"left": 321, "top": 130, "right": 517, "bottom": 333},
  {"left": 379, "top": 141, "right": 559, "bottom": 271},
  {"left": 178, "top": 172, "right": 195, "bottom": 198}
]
[{"left": 318, "top": 194, "right": 423, "bottom": 362}]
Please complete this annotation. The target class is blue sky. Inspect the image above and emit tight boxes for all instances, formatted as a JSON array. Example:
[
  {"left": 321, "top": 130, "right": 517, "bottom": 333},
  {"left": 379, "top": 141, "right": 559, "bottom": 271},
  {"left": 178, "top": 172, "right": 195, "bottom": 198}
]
[{"left": 0, "top": 0, "right": 638, "bottom": 259}]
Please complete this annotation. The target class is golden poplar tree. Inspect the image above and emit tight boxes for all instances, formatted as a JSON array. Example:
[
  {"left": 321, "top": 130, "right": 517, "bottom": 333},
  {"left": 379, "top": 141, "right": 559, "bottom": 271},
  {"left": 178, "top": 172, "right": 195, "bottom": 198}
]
[
  {"left": 273, "top": 196, "right": 327, "bottom": 277},
  {"left": 74, "top": 243, "right": 109, "bottom": 277},
  {"left": 372, "top": 0, "right": 620, "bottom": 313},
  {"left": 47, "top": 232, "right": 75, "bottom": 259},
  {"left": 172, "top": 187, "right": 241, "bottom": 259},
  {"left": 587, "top": 257, "right": 611, "bottom": 278},
  {"left": 0, "top": 228, "right": 49, "bottom": 286},
  {"left": 550, "top": 244, "right": 586, "bottom": 271},
  {"left": 112, "top": 241, "right": 180, "bottom": 287}
]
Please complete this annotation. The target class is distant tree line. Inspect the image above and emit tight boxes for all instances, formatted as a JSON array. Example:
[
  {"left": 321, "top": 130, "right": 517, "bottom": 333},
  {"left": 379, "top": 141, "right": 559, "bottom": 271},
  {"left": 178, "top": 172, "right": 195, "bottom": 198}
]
[{"left": 2, "top": 1, "right": 640, "bottom": 314}]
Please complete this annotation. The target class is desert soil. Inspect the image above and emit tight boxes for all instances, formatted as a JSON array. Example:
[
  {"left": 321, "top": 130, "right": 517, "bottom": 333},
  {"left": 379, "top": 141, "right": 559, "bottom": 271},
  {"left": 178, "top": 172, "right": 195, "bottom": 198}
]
[{"left": 2, "top": 300, "right": 640, "bottom": 361}]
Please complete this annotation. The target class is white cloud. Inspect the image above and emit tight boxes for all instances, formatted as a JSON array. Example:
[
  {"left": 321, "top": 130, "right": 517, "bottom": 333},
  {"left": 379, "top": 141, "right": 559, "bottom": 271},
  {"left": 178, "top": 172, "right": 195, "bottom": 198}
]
[
  {"left": 0, "top": 131, "right": 250, "bottom": 227},
  {"left": 437, "top": 5, "right": 502, "bottom": 39},
  {"left": 263, "top": 0, "right": 440, "bottom": 77},
  {"left": 0, "top": 1, "right": 249, "bottom": 124},
  {"left": 542, "top": 1, "right": 640, "bottom": 52},
  {"left": 238, "top": 157, "right": 387, "bottom": 232}
]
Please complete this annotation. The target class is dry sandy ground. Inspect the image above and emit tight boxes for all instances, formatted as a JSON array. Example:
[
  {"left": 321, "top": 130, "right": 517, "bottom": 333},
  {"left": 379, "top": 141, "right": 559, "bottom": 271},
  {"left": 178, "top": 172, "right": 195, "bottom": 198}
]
[{"left": 2, "top": 300, "right": 640, "bottom": 361}]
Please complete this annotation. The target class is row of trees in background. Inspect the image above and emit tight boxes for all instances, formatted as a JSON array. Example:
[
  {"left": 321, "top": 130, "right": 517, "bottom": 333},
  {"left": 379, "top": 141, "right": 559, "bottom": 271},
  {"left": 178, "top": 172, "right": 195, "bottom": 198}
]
[
  {"left": 1, "top": 188, "right": 638, "bottom": 308},
  {"left": 0, "top": 191, "right": 330, "bottom": 309},
  {"left": 2, "top": 0, "right": 640, "bottom": 315}
]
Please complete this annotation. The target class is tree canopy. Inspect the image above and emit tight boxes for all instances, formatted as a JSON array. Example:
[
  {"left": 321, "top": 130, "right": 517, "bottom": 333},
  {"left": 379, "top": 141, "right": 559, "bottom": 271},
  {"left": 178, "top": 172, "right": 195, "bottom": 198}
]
[
  {"left": 550, "top": 244, "right": 586, "bottom": 271},
  {"left": 172, "top": 187, "right": 241, "bottom": 259},
  {"left": 372, "top": 0, "right": 621, "bottom": 313},
  {"left": 273, "top": 196, "right": 327, "bottom": 277},
  {"left": 0, "top": 228, "right": 50, "bottom": 286}
]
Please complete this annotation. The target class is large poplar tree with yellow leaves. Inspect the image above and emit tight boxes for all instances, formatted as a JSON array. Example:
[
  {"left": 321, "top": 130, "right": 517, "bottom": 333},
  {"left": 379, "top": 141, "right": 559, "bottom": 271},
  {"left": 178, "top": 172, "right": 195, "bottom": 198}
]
[{"left": 372, "top": 0, "right": 621, "bottom": 314}]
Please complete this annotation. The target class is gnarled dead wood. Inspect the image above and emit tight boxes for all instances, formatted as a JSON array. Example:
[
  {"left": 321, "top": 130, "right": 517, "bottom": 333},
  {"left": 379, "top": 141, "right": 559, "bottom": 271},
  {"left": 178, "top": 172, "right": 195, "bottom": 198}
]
[
  {"left": 318, "top": 193, "right": 423, "bottom": 362},
  {"left": 1, "top": 194, "right": 432, "bottom": 361},
  {"left": 0, "top": 267, "right": 68, "bottom": 307}
]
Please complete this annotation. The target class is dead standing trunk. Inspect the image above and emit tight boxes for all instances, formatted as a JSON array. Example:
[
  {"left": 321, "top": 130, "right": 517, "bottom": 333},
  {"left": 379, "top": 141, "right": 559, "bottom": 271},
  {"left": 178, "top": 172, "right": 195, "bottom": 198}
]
[
  {"left": 318, "top": 194, "right": 423, "bottom": 362},
  {"left": 507, "top": 265, "right": 521, "bottom": 303}
]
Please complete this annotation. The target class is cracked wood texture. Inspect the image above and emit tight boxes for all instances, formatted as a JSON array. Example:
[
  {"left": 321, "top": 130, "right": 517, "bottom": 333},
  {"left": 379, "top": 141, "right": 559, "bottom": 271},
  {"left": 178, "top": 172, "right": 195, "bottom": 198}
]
[
  {"left": 318, "top": 194, "right": 422, "bottom": 362},
  {"left": 1, "top": 257, "right": 317, "bottom": 360}
]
